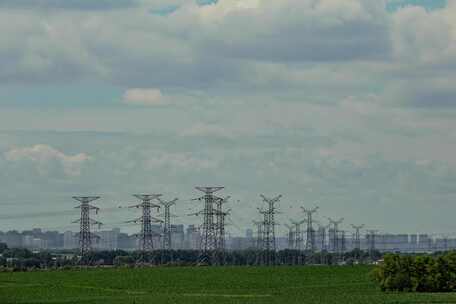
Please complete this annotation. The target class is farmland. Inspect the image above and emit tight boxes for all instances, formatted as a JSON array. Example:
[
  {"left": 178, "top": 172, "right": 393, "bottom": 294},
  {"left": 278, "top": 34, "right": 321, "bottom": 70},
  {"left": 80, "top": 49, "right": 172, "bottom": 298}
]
[{"left": 2, "top": 266, "right": 456, "bottom": 304}]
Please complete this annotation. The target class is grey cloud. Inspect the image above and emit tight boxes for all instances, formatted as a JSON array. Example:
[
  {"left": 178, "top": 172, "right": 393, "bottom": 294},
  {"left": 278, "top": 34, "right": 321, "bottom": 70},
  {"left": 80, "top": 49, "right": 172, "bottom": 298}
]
[
  {"left": 0, "top": 0, "right": 137, "bottom": 10},
  {"left": 0, "top": 0, "right": 454, "bottom": 112},
  {"left": 196, "top": 1, "right": 391, "bottom": 62},
  {"left": 0, "top": 0, "right": 393, "bottom": 91},
  {"left": 407, "top": 87, "right": 456, "bottom": 108},
  {"left": 385, "top": 79, "right": 456, "bottom": 108},
  {"left": 384, "top": 5, "right": 456, "bottom": 108}
]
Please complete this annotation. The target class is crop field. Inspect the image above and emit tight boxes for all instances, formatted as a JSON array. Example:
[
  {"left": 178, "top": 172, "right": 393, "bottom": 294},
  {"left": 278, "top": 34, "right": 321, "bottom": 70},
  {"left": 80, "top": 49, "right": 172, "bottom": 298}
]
[{"left": 2, "top": 266, "right": 456, "bottom": 304}]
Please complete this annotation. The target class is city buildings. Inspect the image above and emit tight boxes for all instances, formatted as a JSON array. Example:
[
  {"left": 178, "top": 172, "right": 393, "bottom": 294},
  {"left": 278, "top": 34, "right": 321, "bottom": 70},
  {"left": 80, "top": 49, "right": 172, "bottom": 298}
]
[{"left": 1, "top": 226, "right": 455, "bottom": 253}]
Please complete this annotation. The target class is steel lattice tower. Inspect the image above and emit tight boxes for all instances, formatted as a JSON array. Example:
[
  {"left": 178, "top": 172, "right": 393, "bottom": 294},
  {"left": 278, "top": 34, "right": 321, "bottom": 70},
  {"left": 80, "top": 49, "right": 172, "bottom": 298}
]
[
  {"left": 317, "top": 223, "right": 331, "bottom": 264},
  {"left": 214, "top": 196, "right": 231, "bottom": 265},
  {"left": 259, "top": 194, "right": 281, "bottom": 265},
  {"left": 302, "top": 206, "right": 319, "bottom": 252},
  {"left": 216, "top": 209, "right": 230, "bottom": 253},
  {"left": 367, "top": 229, "right": 377, "bottom": 259},
  {"left": 193, "top": 187, "right": 224, "bottom": 262},
  {"left": 442, "top": 234, "right": 449, "bottom": 251},
  {"left": 72, "top": 196, "right": 102, "bottom": 258},
  {"left": 214, "top": 196, "right": 230, "bottom": 253},
  {"left": 291, "top": 219, "right": 305, "bottom": 250},
  {"left": 127, "top": 194, "right": 162, "bottom": 252},
  {"left": 157, "top": 197, "right": 178, "bottom": 250},
  {"left": 253, "top": 220, "right": 264, "bottom": 250},
  {"left": 351, "top": 224, "right": 365, "bottom": 250},
  {"left": 317, "top": 223, "right": 328, "bottom": 251},
  {"left": 258, "top": 209, "right": 270, "bottom": 264},
  {"left": 328, "top": 217, "right": 344, "bottom": 254},
  {"left": 285, "top": 224, "right": 295, "bottom": 249},
  {"left": 339, "top": 230, "right": 346, "bottom": 253}
]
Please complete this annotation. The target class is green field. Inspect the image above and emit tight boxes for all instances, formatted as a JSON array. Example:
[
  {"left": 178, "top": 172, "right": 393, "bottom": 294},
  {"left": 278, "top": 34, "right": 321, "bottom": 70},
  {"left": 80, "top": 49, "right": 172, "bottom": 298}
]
[{"left": 2, "top": 266, "right": 456, "bottom": 304}]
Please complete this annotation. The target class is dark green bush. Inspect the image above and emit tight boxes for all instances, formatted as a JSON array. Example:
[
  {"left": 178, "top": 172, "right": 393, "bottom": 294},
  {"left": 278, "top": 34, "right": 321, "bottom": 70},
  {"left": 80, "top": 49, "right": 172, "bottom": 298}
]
[{"left": 373, "top": 252, "right": 456, "bottom": 292}]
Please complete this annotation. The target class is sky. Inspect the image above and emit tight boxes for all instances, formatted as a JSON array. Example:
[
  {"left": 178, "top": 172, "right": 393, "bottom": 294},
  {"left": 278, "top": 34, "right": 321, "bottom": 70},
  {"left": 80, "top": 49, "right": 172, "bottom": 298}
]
[{"left": 0, "top": 0, "right": 456, "bottom": 236}]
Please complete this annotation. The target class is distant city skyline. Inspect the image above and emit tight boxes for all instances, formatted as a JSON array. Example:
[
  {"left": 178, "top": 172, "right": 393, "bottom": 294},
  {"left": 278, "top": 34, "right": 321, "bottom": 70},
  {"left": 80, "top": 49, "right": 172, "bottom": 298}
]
[{"left": 2, "top": 225, "right": 456, "bottom": 254}]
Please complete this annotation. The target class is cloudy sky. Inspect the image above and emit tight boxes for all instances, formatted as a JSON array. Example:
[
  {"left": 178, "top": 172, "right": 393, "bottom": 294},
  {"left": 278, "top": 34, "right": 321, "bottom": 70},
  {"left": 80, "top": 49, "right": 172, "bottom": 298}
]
[{"left": 0, "top": 0, "right": 455, "bottom": 236}]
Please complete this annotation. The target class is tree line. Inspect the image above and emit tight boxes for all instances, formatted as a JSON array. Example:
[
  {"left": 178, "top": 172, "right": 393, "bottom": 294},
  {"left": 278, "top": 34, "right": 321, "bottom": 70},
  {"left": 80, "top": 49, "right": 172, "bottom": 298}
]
[
  {"left": 372, "top": 252, "right": 456, "bottom": 292},
  {"left": 0, "top": 242, "right": 384, "bottom": 271}
]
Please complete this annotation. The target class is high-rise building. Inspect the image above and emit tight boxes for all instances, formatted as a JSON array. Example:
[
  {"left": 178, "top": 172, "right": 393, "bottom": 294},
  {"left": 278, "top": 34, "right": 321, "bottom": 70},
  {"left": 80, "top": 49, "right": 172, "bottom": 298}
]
[
  {"left": 171, "top": 224, "right": 185, "bottom": 249},
  {"left": 186, "top": 225, "right": 200, "bottom": 250},
  {"left": 96, "top": 229, "right": 120, "bottom": 250},
  {"left": 418, "top": 234, "right": 433, "bottom": 252},
  {"left": 63, "top": 231, "right": 77, "bottom": 249},
  {"left": 4, "top": 231, "right": 22, "bottom": 248},
  {"left": 245, "top": 229, "right": 255, "bottom": 249}
]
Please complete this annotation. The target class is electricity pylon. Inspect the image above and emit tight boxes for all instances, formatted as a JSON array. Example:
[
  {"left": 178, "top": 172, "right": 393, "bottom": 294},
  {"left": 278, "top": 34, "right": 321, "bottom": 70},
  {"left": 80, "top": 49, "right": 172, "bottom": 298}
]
[
  {"left": 259, "top": 194, "right": 282, "bottom": 265},
  {"left": 215, "top": 207, "right": 231, "bottom": 265},
  {"left": 367, "top": 229, "right": 377, "bottom": 260},
  {"left": 441, "top": 234, "right": 449, "bottom": 251},
  {"left": 258, "top": 208, "right": 270, "bottom": 265},
  {"left": 253, "top": 219, "right": 264, "bottom": 265},
  {"left": 127, "top": 194, "right": 162, "bottom": 253},
  {"left": 302, "top": 206, "right": 319, "bottom": 252},
  {"left": 318, "top": 223, "right": 331, "bottom": 252},
  {"left": 192, "top": 186, "right": 224, "bottom": 263},
  {"left": 253, "top": 220, "right": 264, "bottom": 250},
  {"left": 284, "top": 224, "right": 295, "bottom": 249},
  {"left": 339, "top": 230, "right": 346, "bottom": 255},
  {"left": 214, "top": 196, "right": 230, "bottom": 253},
  {"left": 157, "top": 197, "right": 178, "bottom": 250},
  {"left": 291, "top": 219, "right": 305, "bottom": 251},
  {"left": 72, "top": 196, "right": 102, "bottom": 259},
  {"left": 351, "top": 224, "right": 365, "bottom": 250},
  {"left": 328, "top": 217, "right": 344, "bottom": 253}
]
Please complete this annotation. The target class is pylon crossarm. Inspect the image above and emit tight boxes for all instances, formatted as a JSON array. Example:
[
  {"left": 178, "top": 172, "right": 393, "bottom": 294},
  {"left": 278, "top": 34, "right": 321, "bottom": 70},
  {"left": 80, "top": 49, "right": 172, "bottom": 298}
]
[
  {"left": 214, "top": 195, "right": 230, "bottom": 203},
  {"left": 195, "top": 186, "right": 224, "bottom": 194},
  {"left": 260, "top": 194, "right": 282, "bottom": 204},
  {"left": 151, "top": 203, "right": 161, "bottom": 210},
  {"left": 89, "top": 218, "right": 102, "bottom": 224},
  {"left": 128, "top": 204, "right": 142, "bottom": 208},
  {"left": 133, "top": 194, "right": 162, "bottom": 200},
  {"left": 125, "top": 217, "right": 142, "bottom": 224},
  {"left": 151, "top": 217, "right": 163, "bottom": 223},
  {"left": 158, "top": 198, "right": 178, "bottom": 207},
  {"left": 191, "top": 196, "right": 205, "bottom": 202},
  {"left": 188, "top": 210, "right": 203, "bottom": 216},
  {"left": 72, "top": 196, "right": 100, "bottom": 203},
  {"left": 284, "top": 224, "right": 293, "bottom": 230}
]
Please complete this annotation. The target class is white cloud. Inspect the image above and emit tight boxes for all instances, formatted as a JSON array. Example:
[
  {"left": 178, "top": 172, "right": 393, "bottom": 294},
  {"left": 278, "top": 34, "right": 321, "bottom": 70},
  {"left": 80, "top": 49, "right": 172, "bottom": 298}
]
[
  {"left": 4, "top": 144, "right": 90, "bottom": 177},
  {"left": 122, "top": 88, "right": 165, "bottom": 106}
]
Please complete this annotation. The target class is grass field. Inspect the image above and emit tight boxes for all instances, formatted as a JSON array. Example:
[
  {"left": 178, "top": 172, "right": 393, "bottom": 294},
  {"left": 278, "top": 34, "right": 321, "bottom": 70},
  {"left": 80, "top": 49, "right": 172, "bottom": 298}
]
[{"left": 2, "top": 266, "right": 456, "bottom": 304}]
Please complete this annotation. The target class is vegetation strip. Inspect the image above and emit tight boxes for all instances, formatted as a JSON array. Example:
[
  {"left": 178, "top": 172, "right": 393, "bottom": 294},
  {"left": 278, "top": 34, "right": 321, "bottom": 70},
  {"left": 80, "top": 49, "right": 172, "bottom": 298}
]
[{"left": 183, "top": 293, "right": 272, "bottom": 298}]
